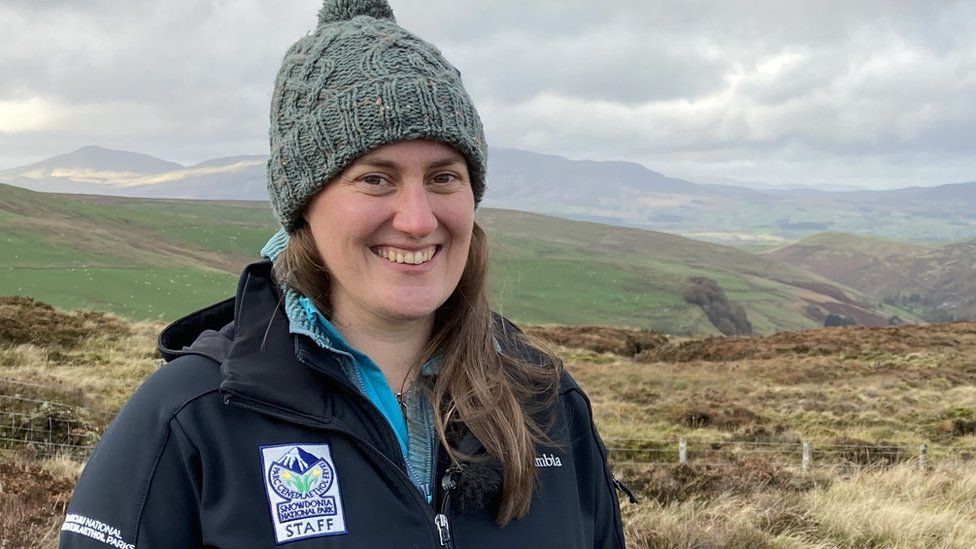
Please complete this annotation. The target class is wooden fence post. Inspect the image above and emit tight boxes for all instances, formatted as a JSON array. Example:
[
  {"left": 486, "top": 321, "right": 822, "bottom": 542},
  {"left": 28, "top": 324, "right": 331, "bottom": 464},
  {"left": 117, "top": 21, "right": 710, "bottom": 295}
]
[
  {"left": 678, "top": 437, "right": 687, "bottom": 465},
  {"left": 802, "top": 441, "right": 812, "bottom": 471}
]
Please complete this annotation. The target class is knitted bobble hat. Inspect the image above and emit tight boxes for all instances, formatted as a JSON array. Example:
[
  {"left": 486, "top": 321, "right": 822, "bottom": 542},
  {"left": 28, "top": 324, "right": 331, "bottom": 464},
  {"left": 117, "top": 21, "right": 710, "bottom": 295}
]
[{"left": 267, "top": 0, "right": 488, "bottom": 231}]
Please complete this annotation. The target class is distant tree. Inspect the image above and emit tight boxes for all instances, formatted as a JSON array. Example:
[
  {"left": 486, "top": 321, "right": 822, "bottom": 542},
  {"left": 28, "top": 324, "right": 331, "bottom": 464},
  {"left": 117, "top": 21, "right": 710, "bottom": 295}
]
[
  {"left": 682, "top": 277, "right": 753, "bottom": 336},
  {"left": 824, "top": 313, "right": 856, "bottom": 327}
]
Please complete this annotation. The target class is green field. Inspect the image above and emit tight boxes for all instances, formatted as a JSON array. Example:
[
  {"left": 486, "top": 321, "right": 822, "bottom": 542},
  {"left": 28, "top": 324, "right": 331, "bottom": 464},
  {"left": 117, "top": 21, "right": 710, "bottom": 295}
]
[{"left": 0, "top": 183, "right": 918, "bottom": 334}]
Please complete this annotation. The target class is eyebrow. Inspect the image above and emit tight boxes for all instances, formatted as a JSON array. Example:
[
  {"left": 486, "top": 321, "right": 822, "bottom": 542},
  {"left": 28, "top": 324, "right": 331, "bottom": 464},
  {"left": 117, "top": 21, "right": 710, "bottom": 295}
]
[{"left": 357, "top": 155, "right": 466, "bottom": 170}]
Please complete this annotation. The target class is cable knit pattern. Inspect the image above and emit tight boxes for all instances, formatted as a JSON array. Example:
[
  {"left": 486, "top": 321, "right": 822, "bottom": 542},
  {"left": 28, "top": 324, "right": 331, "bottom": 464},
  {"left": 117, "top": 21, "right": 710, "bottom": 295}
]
[{"left": 267, "top": 0, "right": 487, "bottom": 231}]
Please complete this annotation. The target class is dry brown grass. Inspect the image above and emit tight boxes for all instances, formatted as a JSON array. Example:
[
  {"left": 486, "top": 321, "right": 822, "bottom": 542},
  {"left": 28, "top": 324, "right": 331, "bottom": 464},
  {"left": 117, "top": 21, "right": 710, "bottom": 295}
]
[
  {"left": 3, "top": 300, "right": 976, "bottom": 548},
  {"left": 0, "top": 451, "right": 82, "bottom": 549},
  {"left": 569, "top": 322, "right": 976, "bottom": 446},
  {"left": 1, "top": 300, "right": 162, "bottom": 411},
  {"left": 621, "top": 462, "right": 976, "bottom": 548},
  {"left": 526, "top": 324, "right": 668, "bottom": 357}
]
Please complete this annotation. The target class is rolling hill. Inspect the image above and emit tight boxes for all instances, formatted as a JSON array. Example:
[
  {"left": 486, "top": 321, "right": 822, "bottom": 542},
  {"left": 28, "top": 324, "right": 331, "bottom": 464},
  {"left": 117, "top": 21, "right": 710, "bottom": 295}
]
[
  {"left": 0, "top": 183, "right": 915, "bottom": 335},
  {"left": 765, "top": 232, "right": 976, "bottom": 322}
]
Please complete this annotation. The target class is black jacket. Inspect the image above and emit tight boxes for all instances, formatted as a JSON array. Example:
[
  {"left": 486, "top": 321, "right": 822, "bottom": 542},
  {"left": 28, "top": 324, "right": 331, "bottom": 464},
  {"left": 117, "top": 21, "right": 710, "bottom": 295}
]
[{"left": 60, "top": 261, "right": 626, "bottom": 548}]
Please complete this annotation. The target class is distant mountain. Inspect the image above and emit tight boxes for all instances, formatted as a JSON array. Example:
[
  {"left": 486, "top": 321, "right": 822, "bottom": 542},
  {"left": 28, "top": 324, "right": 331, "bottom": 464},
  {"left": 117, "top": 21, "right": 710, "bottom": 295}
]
[
  {"left": 836, "top": 181, "right": 976, "bottom": 204},
  {"left": 483, "top": 148, "right": 765, "bottom": 220},
  {"left": 188, "top": 155, "right": 266, "bottom": 169},
  {"left": 117, "top": 155, "right": 267, "bottom": 200},
  {"left": 765, "top": 232, "right": 976, "bottom": 322},
  {"left": 2, "top": 145, "right": 974, "bottom": 244},
  {"left": 0, "top": 146, "right": 182, "bottom": 193},
  {"left": 696, "top": 175, "right": 865, "bottom": 192},
  {"left": 0, "top": 147, "right": 268, "bottom": 200},
  {"left": 3, "top": 145, "right": 181, "bottom": 175}
]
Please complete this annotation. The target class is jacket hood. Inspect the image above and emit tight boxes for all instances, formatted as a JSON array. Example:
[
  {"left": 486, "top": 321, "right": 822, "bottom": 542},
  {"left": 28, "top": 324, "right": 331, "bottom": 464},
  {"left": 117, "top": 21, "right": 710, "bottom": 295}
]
[
  {"left": 158, "top": 260, "right": 347, "bottom": 424},
  {"left": 158, "top": 296, "right": 236, "bottom": 364}
]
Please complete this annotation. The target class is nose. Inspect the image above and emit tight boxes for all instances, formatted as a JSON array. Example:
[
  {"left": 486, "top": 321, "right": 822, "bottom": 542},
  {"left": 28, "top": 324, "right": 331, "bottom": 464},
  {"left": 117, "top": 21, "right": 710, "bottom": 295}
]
[{"left": 391, "top": 181, "right": 438, "bottom": 238}]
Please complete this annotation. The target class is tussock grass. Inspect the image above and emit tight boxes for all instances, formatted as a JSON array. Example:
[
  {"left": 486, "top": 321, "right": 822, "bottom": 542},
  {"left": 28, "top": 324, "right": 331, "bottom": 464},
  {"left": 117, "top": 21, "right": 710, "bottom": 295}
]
[
  {"left": 3, "top": 299, "right": 976, "bottom": 548},
  {"left": 621, "top": 463, "right": 976, "bottom": 548},
  {"left": 1, "top": 315, "right": 162, "bottom": 411},
  {"left": 558, "top": 321, "right": 976, "bottom": 547},
  {"left": 805, "top": 462, "right": 976, "bottom": 548}
]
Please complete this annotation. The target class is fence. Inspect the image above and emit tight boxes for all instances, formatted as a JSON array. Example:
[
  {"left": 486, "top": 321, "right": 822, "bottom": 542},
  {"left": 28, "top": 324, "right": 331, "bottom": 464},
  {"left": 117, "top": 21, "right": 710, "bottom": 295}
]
[
  {"left": 0, "top": 379, "right": 115, "bottom": 458},
  {"left": 605, "top": 437, "right": 976, "bottom": 470},
  {"left": 3, "top": 377, "right": 976, "bottom": 469}
]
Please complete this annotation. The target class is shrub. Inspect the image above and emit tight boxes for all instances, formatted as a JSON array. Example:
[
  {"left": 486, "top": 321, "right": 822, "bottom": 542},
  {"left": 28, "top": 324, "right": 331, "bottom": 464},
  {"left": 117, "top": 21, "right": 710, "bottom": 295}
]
[{"left": 682, "top": 277, "right": 752, "bottom": 336}]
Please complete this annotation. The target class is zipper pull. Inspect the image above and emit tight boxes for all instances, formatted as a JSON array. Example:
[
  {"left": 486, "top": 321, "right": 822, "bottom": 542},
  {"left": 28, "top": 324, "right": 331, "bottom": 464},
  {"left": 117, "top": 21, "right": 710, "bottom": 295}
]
[
  {"left": 434, "top": 513, "right": 452, "bottom": 546},
  {"left": 612, "top": 473, "right": 639, "bottom": 504},
  {"left": 435, "top": 463, "right": 461, "bottom": 547}
]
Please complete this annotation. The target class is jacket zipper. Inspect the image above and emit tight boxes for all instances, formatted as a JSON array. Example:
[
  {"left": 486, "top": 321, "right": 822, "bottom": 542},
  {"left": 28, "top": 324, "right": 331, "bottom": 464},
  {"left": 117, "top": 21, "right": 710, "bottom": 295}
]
[
  {"left": 224, "top": 392, "right": 443, "bottom": 547},
  {"left": 297, "top": 343, "right": 464, "bottom": 546},
  {"left": 434, "top": 463, "right": 460, "bottom": 548},
  {"left": 294, "top": 346, "right": 409, "bottom": 470}
]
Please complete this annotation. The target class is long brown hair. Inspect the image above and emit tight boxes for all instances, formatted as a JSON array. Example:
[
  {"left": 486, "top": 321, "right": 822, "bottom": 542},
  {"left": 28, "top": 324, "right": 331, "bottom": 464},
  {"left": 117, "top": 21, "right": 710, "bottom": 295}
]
[{"left": 273, "top": 219, "right": 561, "bottom": 525}]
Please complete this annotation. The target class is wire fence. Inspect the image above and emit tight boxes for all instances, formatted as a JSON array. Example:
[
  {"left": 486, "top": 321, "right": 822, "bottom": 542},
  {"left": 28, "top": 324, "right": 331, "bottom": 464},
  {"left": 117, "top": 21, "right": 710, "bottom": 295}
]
[
  {"left": 0, "top": 379, "right": 115, "bottom": 458},
  {"left": 604, "top": 436, "right": 976, "bottom": 470},
  {"left": 3, "top": 377, "right": 976, "bottom": 470}
]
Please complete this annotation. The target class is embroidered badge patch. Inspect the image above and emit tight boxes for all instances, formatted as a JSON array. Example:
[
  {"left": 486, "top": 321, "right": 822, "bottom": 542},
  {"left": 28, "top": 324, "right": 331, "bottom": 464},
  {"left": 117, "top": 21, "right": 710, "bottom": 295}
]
[{"left": 260, "top": 443, "right": 348, "bottom": 544}]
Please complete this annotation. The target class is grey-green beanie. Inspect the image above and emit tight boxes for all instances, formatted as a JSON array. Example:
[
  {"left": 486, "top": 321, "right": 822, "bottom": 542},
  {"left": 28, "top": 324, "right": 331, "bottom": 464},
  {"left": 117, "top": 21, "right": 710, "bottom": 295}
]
[{"left": 267, "top": 0, "right": 488, "bottom": 231}]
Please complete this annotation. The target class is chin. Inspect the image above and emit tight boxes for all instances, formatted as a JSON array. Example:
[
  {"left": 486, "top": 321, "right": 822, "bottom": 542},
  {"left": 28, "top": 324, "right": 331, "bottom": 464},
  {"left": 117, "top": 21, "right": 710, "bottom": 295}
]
[{"left": 382, "top": 298, "right": 444, "bottom": 321}]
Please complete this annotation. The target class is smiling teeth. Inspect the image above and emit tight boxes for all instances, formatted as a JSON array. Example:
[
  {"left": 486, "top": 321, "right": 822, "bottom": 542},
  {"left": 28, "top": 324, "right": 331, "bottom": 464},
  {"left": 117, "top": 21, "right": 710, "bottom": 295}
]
[{"left": 376, "top": 246, "right": 436, "bottom": 265}]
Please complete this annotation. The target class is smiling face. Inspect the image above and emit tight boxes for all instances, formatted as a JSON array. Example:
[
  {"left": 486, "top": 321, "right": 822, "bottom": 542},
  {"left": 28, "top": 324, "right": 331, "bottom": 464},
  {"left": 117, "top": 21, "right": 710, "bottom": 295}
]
[{"left": 304, "top": 139, "right": 475, "bottom": 327}]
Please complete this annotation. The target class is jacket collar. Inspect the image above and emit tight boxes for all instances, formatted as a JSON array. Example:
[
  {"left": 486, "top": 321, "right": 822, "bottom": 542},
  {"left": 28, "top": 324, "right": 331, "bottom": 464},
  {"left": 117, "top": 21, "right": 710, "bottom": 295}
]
[{"left": 159, "top": 260, "right": 349, "bottom": 423}]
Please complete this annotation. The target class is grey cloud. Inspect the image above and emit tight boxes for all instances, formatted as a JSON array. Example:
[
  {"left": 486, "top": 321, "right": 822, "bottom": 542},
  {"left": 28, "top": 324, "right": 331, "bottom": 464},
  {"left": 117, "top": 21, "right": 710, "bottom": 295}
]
[{"left": 1, "top": 0, "right": 974, "bottom": 188}]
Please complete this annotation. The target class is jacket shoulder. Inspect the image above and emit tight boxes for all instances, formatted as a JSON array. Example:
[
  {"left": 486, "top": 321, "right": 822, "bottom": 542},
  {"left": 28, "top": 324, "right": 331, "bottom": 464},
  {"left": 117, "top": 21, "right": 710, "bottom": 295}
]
[
  {"left": 138, "top": 353, "right": 224, "bottom": 413},
  {"left": 60, "top": 355, "right": 221, "bottom": 548}
]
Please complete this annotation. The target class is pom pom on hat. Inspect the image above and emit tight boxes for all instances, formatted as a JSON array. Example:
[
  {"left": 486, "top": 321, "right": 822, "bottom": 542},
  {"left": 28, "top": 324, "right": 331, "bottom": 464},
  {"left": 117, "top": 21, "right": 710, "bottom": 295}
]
[{"left": 318, "top": 0, "right": 396, "bottom": 26}]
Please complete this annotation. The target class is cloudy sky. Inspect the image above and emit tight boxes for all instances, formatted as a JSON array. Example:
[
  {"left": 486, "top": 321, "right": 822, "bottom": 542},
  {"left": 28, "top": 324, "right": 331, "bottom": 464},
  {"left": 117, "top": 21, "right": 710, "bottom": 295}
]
[{"left": 2, "top": 0, "right": 974, "bottom": 189}]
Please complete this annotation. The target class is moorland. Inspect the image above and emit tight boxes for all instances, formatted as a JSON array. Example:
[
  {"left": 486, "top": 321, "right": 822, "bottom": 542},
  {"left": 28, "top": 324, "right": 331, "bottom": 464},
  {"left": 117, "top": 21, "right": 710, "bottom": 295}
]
[{"left": 3, "top": 297, "right": 976, "bottom": 548}]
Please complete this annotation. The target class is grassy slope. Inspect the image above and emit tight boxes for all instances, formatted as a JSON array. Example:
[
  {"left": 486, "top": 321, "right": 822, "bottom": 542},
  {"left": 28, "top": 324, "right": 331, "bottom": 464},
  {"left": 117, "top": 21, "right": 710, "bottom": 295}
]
[
  {"left": 0, "top": 183, "right": 914, "bottom": 334},
  {"left": 0, "top": 183, "right": 268, "bottom": 319},
  {"left": 765, "top": 231, "right": 976, "bottom": 321},
  {"left": 480, "top": 209, "right": 916, "bottom": 334}
]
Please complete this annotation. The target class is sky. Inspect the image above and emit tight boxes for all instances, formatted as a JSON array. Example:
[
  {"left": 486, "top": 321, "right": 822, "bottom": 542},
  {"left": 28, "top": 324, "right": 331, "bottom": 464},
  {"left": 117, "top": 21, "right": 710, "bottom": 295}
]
[{"left": 1, "top": 0, "right": 974, "bottom": 189}]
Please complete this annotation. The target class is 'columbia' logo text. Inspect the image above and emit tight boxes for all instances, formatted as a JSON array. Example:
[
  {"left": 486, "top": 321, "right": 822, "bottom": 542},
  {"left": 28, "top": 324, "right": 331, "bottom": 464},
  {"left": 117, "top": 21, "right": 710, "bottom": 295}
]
[{"left": 535, "top": 453, "right": 562, "bottom": 468}]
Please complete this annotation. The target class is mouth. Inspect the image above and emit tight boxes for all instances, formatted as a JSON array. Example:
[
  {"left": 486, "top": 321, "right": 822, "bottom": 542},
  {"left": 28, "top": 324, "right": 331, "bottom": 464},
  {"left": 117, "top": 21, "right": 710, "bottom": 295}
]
[{"left": 371, "top": 245, "right": 440, "bottom": 266}]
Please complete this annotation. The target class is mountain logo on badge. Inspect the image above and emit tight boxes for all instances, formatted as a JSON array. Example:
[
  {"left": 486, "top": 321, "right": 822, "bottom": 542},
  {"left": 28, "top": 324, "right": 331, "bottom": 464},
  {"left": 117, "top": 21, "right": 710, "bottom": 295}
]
[
  {"left": 261, "top": 443, "right": 348, "bottom": 542},
  {"left": 268, "top": 447, "right": 334, "bottom": 500}
]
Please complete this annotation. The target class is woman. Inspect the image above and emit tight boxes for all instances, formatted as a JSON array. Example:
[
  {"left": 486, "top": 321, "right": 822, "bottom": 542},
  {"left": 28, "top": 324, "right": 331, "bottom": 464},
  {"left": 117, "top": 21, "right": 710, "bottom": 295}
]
[{"left": 60, "top": 0, "right": 627, "bottom": 547}]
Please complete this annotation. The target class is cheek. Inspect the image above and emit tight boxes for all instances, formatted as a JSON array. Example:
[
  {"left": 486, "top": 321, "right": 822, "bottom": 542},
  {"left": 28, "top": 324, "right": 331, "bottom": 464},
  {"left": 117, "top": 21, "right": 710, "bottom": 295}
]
[
  {"left": 447, "top": 215, "right": 475, "bottom": 272},
  {"left": 435, "top": 194, "right": 475, "bottom": 236},
  {"left": 309, "top": 214, "right": 374, "bottom": 260}
]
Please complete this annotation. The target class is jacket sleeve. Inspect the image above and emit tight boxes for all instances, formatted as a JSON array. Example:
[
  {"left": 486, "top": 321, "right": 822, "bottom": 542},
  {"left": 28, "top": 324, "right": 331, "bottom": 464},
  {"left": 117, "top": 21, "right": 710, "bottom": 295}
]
[
  {"left": 563, "top": 382, "right": 627, "bottom": 549},
  {"left": 60, "top": 360, "right": 211, "bottom": 549}
]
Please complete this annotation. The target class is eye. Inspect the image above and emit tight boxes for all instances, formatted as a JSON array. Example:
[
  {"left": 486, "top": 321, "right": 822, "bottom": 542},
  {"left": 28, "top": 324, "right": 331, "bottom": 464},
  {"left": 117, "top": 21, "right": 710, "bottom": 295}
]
[
  {"left": 430, "top": 172, "right": 460, "bottom": 185},
  {"left": 361, "top": 174, "right": 389, "bottom": 186}
]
